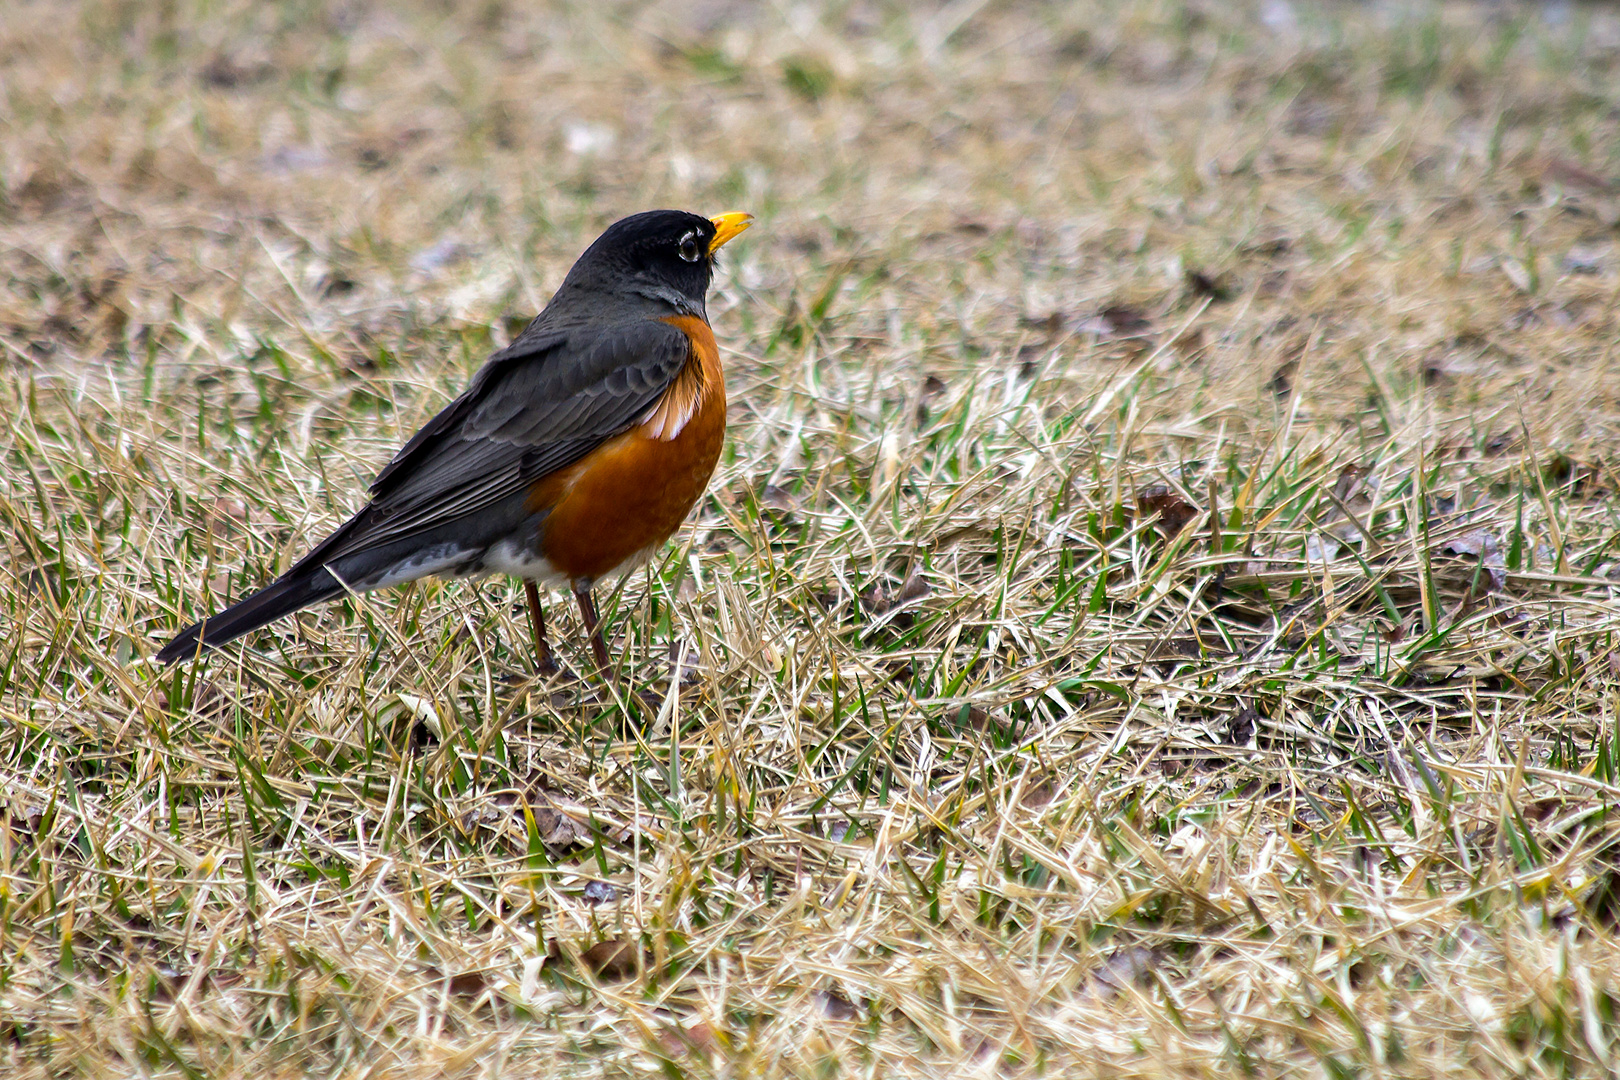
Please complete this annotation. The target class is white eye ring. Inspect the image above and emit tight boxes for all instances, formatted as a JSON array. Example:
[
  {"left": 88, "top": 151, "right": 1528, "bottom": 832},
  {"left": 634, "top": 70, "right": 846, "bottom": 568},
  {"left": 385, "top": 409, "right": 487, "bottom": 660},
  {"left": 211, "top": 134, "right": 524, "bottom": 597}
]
[{"left": 678, "top": 231, "right": 702, "bottom": 262}]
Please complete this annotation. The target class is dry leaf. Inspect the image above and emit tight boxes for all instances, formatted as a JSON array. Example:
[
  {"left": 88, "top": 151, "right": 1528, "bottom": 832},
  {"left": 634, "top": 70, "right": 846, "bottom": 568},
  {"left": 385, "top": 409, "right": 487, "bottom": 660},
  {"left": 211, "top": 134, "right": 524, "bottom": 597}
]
[
  {"left": 816, "top": 989, "right": 860, "bottom": 1020},
  {"left": 1332, "top": 464, "right": 1368, "bottom": 503},
  {"left": 1184, "top": 267, "right": 1234, "bottom": 301},
  {"left": 897, "top": 570, "right": 930, "bottom": 603},
  {"left": 447, "top": 971, "right": 490, "bottom": 998},
  {"left": 1020, "top": 780, "right": 1055, "bottom": 808},
  {"left": 859, "top": 582, "right": 890, "bottom": 615},
  {"left": 1082, "top": 947, "right": 1158, "bottom": 1001},
  {"left": 1227, "top": 706, "right": 1260, "bottom": 745},
  {"left": 1076, "top": 303, "right": 1152, "bottom": 338},
  {"left": 1019, "top": 310, "right": 1065, "bottom": 334},
  {"left": 1438, "top": 529, "right": 1507, "bottom": 591},
  {"left": 1268, "top": 359, "right": 1297, "bottom": 396},
  {"left": 582, "top": 880, "right": 618, "bottom": 905},
  {"left": 916, "top": 374, "right": 948, "bottom": 422},
  {"left": 958, "top": 705, "right": 997, "bottom": 732},
  {"left": 529, "top": 805, "right": 587, "bottom": 846},
  {"left": 581, "top": 938, "right": 642, "bottom": 980},
  {"left": 1137, "top": 485, "right": 1200, "bottom": 538}
]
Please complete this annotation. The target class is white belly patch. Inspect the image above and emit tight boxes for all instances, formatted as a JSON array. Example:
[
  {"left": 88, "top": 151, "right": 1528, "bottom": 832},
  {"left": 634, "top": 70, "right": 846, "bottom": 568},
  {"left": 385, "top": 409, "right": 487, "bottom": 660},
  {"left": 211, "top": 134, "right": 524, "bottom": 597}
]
[
  {"left": 361, "top": 543, "right": 481, "bottom": 590},
  {"left": 481, "top": 538, "right": 570, "bottom": 587}
]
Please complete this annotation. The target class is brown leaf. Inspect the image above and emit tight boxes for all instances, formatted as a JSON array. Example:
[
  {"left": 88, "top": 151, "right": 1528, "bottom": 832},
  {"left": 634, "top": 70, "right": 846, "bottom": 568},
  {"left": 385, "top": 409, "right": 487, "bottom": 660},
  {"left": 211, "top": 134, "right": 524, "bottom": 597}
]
[
  {"left": 417, "top": 965, "right": 494, "bottom": 999},
  {"left": 581, "top": 937, "right": 642, "bottom": 980},
  {"left": 1269, "top": 359, "right": 1297, "bottom": 397},
  {"left": 533, "top": 806, "right": 586, "bottom": 845},
  {"left": 1440, "top": 529, "right": 1495, "bottom": 558},
  {"left": 1437, "top": 529, "right": 1507, "bottom": 592},
  {"left": 610, "top": 814, "right": 660, "bottom": 845},
  {"left": 1227, "top": 706, "right": 1260, "bottom": 745},
  {"left": 2, "top": 809, "right": 41, "bottom": 854},
  {"left": 881, "top": 658, "right": 914, "bottom": 683},
  {"left": 1016, "top": 342, "right": 1046, "bottom": 380},
  {"left": 1101, "top": 303, "right": 1152, "bottom": 334},
  {"left": 1020, "top": 780, "right": 1055, "bottom": 808},
  {"left": 859, "top": 583, "right": 890, "bottom": 615},
  {"left": 1331, "top": 463, "right": 1368, "bottom": 503},
  {"left": 1137, "top": 485, "right": 1200, "bottom": 538},
  {"left": 447, "top": 971, "right": 491, "bottom": 998},
  {"left": 506, "top": 790, "right": 590, "bottom": 847},
  {"left": 1184, "top": 268, "right": 1234, "bottom": 301},
  {"left": 897, "top": 570, "right": 930, "bottom": 604},
  {"left": 760, "top": 483, "right": 796, "bottom": 511},
  {"left": 916, "top": 374, "right": 948, "bottom": 422},
  {"left": 186, "top": 679, "right": 236, "bottom": 722},
  {"left": 199, "top": 50, "right": 274, "bottom": 89},
  {"left": 1019, "top": 310, "right": 1065, "bottom": 334},
  {"left": 144, "top": 968, "right": 180, "bottom": 1003},
  {"left": 810, "top": 588, "right": 845, "bottom": 616},
  {"left": 1076, "top": 303, "right": 1152, "bottom": 338},
  {"left": 14, "top": 163, "right": 81, "bottom": 213},
  {"left": 958, "top": 705, "right": 997, "bottom": 732}
]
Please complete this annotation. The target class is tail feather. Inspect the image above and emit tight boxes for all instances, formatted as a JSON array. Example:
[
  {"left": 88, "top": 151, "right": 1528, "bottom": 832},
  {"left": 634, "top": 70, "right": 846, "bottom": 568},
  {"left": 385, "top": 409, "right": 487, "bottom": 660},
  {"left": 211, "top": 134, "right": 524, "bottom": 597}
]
[
  {"left": 156, "top": 572, "right": 342, "bottom": 664},
  {"left": 156, "top": 488, "right": 538, "bottom": 665}
]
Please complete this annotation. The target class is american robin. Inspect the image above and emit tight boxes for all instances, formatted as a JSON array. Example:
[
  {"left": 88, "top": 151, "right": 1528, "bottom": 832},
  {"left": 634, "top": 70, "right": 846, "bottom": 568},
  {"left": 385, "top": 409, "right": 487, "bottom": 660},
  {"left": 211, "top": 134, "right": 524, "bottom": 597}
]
[{"left": 157, "top": 209, "right": 753, "bottom": 672}]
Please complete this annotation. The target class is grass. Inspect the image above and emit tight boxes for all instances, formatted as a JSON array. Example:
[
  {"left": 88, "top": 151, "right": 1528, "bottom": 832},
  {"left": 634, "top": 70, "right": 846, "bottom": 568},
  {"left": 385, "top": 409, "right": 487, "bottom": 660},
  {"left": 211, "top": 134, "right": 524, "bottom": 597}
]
[{"left": 4, "top": 0, "right": 1620, "bottom": 1075}]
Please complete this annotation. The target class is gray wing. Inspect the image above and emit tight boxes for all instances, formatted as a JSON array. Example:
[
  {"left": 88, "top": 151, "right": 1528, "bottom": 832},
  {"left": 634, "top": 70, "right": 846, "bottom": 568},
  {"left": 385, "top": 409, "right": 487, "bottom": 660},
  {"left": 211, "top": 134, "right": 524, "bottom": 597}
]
[{"left": 285, "top": 318, "right": 693, "bottom": 573}]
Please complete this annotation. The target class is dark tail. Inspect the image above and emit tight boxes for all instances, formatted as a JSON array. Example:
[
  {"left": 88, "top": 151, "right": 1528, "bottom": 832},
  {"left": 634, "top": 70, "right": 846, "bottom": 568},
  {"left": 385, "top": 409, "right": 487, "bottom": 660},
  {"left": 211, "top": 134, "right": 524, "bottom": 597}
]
[{"left": 156, "top": 572, "right": 342, "bottom": 664}]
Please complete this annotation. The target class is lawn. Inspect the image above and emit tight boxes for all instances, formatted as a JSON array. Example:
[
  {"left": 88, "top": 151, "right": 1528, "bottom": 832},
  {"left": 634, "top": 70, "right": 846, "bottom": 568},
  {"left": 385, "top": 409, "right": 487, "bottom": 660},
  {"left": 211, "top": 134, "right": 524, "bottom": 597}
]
[{"left": 4, "top": 0, "right": 1620, "bottom": 1075}]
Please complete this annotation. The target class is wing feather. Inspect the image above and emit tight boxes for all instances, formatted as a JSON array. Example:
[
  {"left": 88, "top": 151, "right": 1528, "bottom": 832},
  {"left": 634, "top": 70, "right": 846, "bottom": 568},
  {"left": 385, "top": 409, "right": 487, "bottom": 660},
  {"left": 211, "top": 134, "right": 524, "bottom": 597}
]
[{"left": 283, "top": 318, "right": 692, "bottom": 574}]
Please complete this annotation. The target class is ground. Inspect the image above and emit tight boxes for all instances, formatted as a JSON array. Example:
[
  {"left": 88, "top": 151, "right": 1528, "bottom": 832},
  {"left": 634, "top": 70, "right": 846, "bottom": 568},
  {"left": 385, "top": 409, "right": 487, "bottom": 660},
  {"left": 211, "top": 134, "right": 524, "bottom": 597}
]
[{"left": 4, "top": 0, "right": 1620, "bottom": 1076}]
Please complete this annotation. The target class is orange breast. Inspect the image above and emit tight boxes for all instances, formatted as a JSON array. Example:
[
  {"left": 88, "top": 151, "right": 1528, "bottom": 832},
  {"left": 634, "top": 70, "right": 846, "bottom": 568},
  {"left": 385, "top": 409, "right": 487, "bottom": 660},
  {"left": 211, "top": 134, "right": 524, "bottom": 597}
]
[{"left": 529, "top": 315, "right": 726, "bottom": 583}]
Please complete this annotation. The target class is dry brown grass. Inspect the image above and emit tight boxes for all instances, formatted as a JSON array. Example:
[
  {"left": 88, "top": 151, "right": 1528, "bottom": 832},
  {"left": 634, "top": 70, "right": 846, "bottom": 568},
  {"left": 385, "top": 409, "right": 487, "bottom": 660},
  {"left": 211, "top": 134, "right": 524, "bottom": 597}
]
[{"left": 5, "top": 0, "right": 1620, "bottom": 1075}]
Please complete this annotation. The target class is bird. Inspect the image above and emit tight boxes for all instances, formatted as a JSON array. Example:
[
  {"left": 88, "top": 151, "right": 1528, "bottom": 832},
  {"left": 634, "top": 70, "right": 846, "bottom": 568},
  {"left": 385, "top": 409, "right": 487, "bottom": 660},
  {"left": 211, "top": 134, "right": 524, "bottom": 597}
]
[{"left": 157, "top": 209, "right": 753, "bottom": 673}]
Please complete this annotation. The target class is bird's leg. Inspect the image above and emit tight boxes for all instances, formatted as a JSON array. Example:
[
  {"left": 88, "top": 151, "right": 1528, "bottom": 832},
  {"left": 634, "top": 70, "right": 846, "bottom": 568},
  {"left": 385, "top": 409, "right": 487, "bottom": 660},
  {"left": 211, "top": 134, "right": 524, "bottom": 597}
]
[
  {"left": 572, "top": 581, "right": 612, "bottom": 674},
  {"left": 524, "top": 581, "right": 558, "bottom": 675}
]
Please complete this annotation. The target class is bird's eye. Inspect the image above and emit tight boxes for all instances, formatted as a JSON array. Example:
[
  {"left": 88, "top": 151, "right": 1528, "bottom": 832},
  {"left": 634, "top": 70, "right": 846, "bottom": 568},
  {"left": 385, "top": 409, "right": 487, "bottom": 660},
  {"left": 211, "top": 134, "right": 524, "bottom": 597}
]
[{"left": 677, "top": 231, "right": 702, "bottom": 262}]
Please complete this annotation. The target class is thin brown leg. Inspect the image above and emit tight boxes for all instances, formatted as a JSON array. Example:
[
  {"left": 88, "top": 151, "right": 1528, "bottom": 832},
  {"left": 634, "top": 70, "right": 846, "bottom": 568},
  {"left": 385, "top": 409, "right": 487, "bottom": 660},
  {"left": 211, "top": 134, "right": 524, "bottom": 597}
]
[
  {"left": 524, "top": 581, "right": 558, "bottom": 674},
  {"left": 572, "top": 582, "right": 612, "bottom": 674}
]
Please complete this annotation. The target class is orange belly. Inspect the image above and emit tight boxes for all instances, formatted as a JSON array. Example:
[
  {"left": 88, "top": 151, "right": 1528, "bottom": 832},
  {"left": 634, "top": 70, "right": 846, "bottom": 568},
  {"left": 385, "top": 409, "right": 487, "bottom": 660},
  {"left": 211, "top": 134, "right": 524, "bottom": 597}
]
[{"left": 529, "top": 315, "right": 726, "bottom": 583}]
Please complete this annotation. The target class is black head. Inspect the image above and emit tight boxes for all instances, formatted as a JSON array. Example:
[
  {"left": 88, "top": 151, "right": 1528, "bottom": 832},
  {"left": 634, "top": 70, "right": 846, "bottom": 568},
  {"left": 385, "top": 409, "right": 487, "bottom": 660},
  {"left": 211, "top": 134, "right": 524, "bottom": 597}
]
[{"left": 557, "top": 209, "right": 752, "bottom": 317}]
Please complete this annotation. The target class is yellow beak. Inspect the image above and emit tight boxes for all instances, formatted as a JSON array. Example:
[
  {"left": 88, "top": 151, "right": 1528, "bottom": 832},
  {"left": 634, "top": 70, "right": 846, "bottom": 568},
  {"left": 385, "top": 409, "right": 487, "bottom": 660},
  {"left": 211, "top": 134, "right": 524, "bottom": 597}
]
[{"left": 708, "top": 212, "right": 754, "bottom": 254}]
